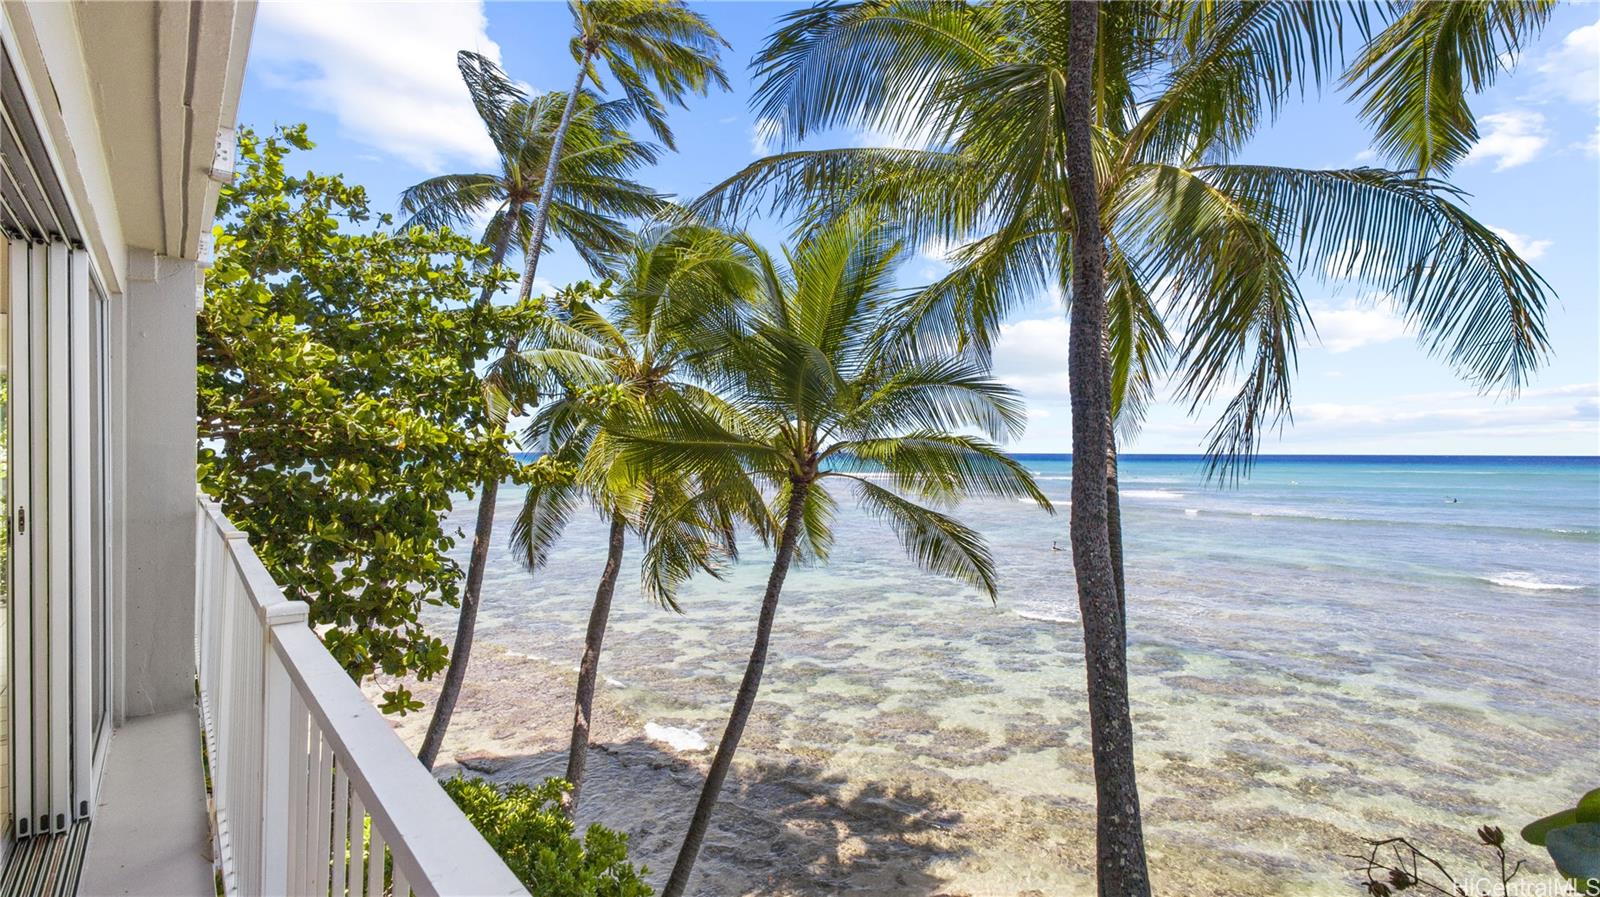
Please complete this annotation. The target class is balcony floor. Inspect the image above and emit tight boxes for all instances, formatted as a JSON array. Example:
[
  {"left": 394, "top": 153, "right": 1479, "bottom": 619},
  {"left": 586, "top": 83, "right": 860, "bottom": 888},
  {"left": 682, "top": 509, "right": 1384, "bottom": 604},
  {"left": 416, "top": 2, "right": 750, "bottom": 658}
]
[{"left": 79, "top": 709, "right": 212, "bottom": 896}]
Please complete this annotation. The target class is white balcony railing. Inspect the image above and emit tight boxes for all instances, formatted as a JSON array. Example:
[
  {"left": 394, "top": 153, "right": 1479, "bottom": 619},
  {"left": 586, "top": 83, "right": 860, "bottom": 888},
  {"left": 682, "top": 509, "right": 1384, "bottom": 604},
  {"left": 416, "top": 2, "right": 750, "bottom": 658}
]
[{"left": 195, "top": 496, "right": 527, "bottom": 897}]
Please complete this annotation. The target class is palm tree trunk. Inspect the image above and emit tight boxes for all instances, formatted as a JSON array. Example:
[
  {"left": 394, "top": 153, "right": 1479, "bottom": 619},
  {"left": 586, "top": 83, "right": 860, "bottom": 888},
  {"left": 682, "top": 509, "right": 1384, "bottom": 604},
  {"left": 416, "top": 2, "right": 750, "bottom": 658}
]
[
  {"left": 476, "top": 200, "right": 521, "bottom": 310},
  {"left": 1064, "top": 4, "right": 1150, "bottom": 896},
  {"left": 423, "top": 47, "right": 592, "bottom": 769},
  {"left": 419, "top": 476, "right": 500, "bottom": 769},
  {"left": 663, "top": 481, "right": 810, "bottom": 897},
  {"left": 519, "top": 50, "right": 595, "bottom": 301},
  {"left": 418, "top": 199, "right": 522, "bottom": 771},
  {"left": 562, "top": 512, "right": 628, "bottom": 817},
  {"left": 1107, "top": 427, "right": 1126, "bottom": 624}
]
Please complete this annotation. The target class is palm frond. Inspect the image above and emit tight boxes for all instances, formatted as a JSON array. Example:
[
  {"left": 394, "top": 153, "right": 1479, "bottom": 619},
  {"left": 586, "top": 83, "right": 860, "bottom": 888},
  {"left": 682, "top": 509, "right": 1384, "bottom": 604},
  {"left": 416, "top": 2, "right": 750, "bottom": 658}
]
[
  {"left": 752, "top": 1, "right": 999, "bottom": 147},
  {"left": 398, "top": 173, "right": 504, "bottom": 235},
  {"left": 1131, "top": 2, "right": 1354, "bottom": 166},
  {"left": 1198, "top": 164, "right": 1552, "bottom": 389},
  {"left": 790, "top": 479, "right": 837, "bottom": 565},
  {"left": 845, "top": 475, "right": 999, "bottom": 600},
  {"left": 457, "top": 51, "right": 530, "bottom": 159},
  {"left": 1105, "top": 238, "right": 1170, "bottom": 438},
  {"left": 636, "top": 486, "right": 739, "bottom": 612},
  {"left": 574, "top": 0, "right": 731, "bottom": 149},
  {"left": 510, "top": 468, "right": 583, "bottom": 573},
  {"left": 827, "top": 431, "right": 1052, "bottom": 509},
  {"left": 1342, "top": 0, "right": 1555, "bottom": 176},
  {"left": 1120, "top": 163, "right": 1308, "bottom": 479},
  {"left": 840, "top": 354, "right": 1030, "bottom": 443}
]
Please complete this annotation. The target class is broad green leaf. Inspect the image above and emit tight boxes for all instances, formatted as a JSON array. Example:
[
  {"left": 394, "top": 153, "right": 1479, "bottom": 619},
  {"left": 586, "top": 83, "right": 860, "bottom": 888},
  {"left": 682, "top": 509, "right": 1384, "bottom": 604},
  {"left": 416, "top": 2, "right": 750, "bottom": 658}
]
[{"left": 1545, "top": 822, "right": 1600, "bottom": 886}]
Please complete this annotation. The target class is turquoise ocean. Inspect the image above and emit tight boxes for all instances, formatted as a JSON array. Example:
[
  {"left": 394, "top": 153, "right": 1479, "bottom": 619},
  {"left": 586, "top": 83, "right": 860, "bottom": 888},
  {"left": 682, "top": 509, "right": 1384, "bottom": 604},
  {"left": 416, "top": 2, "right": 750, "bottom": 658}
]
[{"left": 437, "top": 455, "right": 1600, "bottom": 895}]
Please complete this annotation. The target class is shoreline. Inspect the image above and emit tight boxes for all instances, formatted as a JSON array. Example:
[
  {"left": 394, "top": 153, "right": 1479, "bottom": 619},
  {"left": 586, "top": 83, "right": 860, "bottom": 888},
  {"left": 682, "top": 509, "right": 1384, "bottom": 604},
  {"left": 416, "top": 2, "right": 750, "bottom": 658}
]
[
  {"left": 369, "top": 638, "right": 1585, "bottom": 897},
  {"left": 372, "top": 643, "right": 1066, "bottom": 896},
  {"left": 381, "top": 459, "right": 1599, "bottom": 897}
]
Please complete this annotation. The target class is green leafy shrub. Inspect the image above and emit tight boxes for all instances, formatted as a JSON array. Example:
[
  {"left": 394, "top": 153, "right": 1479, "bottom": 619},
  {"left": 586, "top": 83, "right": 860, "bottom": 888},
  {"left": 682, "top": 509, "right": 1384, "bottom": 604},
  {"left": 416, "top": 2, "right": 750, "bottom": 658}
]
[
  {"left": 199, "top": 125, "right": 540, "bottom": 712},
  {"left": 1522, "top": 788, "right": 1600, "bottom": 892},
  {"left": 442, "top": 775, "right": 652, "bottom": 897}
]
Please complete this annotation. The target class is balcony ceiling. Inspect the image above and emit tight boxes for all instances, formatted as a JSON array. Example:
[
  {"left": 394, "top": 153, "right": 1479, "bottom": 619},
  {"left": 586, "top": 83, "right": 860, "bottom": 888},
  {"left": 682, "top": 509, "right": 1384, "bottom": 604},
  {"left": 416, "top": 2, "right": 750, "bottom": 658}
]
[{"left": 73, "top": 0, "right": 254, "bottom": 262}]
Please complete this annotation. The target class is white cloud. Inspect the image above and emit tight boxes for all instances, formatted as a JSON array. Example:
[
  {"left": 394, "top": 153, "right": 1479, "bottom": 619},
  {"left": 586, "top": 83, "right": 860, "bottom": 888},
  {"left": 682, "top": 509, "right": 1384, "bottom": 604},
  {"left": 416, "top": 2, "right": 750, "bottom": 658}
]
[
  {"left": 750, "top": 117, "right": 779, "bottom": 157},
  {"left": 1310, "top": 296, "right": 1409, "bottom": 353},
  {"left": 1528, "top": 20, "right": 1600, "bottom": 157},
  {"left": 1465, "top": 110, "right": 1550, "bottom": 170},
  {"left": 991, "top": 316, "right": 1070, "bottom": 397},
  {"left": 1042, "top": 282, "right": 1066, "bottom": 311},
  {"left": 913, "top": 237, "right": 957, "bottom": 280},
  {"left": 1489, "top": 226, "right": 1551, "bottom": 261},
  {"left": 1536, "top": 21, "right": 1600, "bottom": 106},
  {"left": 252, "top": 1, "right": 504, "bottom": 171},
  {"left": 1527, "top": 382, "right": 1600, "bottom": 400},
  {"left": 852, "top": 125, "right": 933, "bottom": 150},
  {"left": 1294, "top": 393, "right": 1600, "bottom": 439},
  {"left": 1366, "top": 381, "right": 1599, "bottom": 406},
  {"left": 1352, "top": 148, "right": 1378, "bottom": 164}
]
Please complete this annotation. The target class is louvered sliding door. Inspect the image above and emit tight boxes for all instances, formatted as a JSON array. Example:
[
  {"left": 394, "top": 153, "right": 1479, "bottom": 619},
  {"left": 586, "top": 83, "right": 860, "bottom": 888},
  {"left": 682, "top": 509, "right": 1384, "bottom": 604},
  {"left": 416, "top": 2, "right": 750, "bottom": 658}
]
[{"left": 6, "top": 239, "right": 96, "bottom": 838}]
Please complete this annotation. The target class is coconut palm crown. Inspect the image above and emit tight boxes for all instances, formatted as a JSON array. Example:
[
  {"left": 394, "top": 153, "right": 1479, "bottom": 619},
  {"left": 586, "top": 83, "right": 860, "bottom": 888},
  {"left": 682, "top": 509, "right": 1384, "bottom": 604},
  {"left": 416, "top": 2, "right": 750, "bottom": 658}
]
[
  {"left": 598, "top": 214, "right": 1053, "bottom": 896},
  {"left": 611, "top": 216, "right": 1054, "bottom": 594},
  {"left": 515, "top": 0, "right": 733, "bottom": 300},
  {"left": 508, "top": 222, "right": 768, "bottom": 610},
  {"left": 698, "top": 0, "right": 1556, "bottom": 475},
  {"left": 400, "top": 52, "right": 665, "bottom": 278}
]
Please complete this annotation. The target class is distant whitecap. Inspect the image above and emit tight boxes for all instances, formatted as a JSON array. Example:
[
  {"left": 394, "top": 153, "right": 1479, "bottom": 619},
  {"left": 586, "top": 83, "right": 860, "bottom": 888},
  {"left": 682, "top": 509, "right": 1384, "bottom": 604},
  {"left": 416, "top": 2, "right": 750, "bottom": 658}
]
[{"left": 1482, "top": 572, "right": 1585, "bottom": 592}]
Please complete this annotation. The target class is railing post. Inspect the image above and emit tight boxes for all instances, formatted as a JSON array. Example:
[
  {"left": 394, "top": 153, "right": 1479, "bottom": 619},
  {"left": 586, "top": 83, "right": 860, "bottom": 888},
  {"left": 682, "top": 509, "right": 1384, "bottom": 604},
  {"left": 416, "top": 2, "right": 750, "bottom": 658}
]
[
  {"left": 214, "top": 530, "right": 249, "bottom": 849},
  {"left": 259, "top": 600, "right": 310, "bottom": 897},
  {"left": 195, "top": 495, "right": 206, "bottom": 674}
]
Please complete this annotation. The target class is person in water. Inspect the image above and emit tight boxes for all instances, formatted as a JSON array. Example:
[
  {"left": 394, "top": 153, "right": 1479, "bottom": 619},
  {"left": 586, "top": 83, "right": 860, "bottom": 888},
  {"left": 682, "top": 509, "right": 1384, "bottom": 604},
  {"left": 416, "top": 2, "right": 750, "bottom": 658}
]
[{"left": 1051, "top": 540, "right": 1064, "bottom": 551}]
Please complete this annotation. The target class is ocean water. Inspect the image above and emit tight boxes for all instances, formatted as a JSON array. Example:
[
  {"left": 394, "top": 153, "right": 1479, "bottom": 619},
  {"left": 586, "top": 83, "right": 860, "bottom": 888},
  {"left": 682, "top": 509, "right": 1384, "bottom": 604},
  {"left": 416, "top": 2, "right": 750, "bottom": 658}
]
[{"left": 436, "top": 455, "right": 1600, "bottom": 895}]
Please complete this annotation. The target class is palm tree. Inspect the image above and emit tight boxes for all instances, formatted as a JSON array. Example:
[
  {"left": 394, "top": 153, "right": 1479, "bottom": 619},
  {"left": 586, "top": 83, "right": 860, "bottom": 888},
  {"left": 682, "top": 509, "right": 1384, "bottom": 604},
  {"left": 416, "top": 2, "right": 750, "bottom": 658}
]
[
  {"left": 1061, "top": 5, "right": 1153, "bottom": 891},
  {"left": 596, "top": 215, "right": 1053, "bottom": 897},
  {"left": 694, "top": 3, "right": 1556, "bottom": 893},
  {"left": 515, "top": 0, "right": 731, "bottom": 301},
  {"left": 403, "top": 54, "right": 666, "bottom": 287},
  {"left": 399, "top": 52, "right": 665, "bottom": 771},
  {"left": 505, "top": 223, "right": 763, "bottom": 816}
]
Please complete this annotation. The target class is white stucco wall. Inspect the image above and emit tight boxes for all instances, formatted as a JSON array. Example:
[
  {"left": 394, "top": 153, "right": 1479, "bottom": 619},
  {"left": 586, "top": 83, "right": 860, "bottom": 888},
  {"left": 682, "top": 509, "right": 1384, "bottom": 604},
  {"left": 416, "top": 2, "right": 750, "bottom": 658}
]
[{"left": 118, "top": 251, "right": 198, "bottom": 718}]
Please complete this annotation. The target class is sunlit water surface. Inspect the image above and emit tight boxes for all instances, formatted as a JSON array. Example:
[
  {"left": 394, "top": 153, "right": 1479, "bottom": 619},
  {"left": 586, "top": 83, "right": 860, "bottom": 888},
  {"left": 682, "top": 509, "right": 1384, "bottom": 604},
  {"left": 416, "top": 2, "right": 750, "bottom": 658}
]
[{"left": 431, "top": 455, "right": 1600, "bottom": 895}]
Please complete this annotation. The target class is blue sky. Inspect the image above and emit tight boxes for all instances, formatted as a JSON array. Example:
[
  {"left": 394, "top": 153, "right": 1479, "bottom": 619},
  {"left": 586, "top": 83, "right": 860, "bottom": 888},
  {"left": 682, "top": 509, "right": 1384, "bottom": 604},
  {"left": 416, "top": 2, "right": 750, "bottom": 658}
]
[{"left": 241, "top": 1, "right": 1599, "bottom": 456}]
